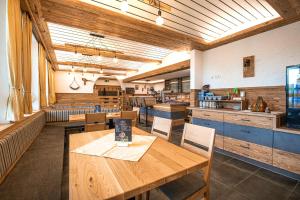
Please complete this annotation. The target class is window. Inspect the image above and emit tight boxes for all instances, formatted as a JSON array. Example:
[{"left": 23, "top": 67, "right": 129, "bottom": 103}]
[{"left": 0, "top": 0, "right": 9, "bottom": 123}]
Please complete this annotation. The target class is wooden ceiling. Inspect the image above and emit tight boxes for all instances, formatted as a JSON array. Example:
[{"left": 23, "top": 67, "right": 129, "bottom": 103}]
[{"left": 23, "top": 0, "right": 300, "bottom": 74}]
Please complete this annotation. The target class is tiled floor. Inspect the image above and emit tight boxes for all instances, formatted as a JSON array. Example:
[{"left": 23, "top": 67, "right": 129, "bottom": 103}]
[{"left": 137, "top": 124, "right": 300, "bottom": 200}]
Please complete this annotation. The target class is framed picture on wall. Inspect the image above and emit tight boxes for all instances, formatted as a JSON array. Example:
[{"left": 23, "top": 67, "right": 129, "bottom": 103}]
[
  {"left": 135, "top": 85, "right": 139, "bottom": 90},
  {"left": 243, "top": 56, "right": 255, "bottom": 78}
]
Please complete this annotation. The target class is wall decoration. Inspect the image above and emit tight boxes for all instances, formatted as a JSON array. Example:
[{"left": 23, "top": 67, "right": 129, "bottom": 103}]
[
  {"left": 69, "top": 77, "right": 80, "bottom": 90},
  {"left": 243, "top": 56, "right": 255, "bottom": 77},
  {"left": 82, "top": 78, "right": 93, "bottom": 85},
  {"left": 135, "top": 85, "right": 139, "bottom": 90}
]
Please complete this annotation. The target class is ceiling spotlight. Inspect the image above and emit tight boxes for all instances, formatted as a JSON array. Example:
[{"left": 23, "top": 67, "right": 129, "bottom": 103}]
[
  {"left": 121, "top": 0, "right": 129, "bottom": 12},
  {"left": 113, "top": 54, "right": 118, "bottom": 63},
  {"left": 156, "top": 1, "right": 164, "bottom": 26}
]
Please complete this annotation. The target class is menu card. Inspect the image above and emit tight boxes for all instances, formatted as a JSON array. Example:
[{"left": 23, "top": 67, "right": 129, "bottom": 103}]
[{"left": 114, "top": 119, "right": 132, "bottom": 146}]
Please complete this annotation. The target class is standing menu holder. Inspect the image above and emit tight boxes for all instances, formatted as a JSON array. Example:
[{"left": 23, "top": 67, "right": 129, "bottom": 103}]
[{"left": 114, "top": 119, "right": 132, "bottom": 146}]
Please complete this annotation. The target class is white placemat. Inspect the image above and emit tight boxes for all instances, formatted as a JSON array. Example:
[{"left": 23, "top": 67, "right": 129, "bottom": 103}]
[{"left": 72, "top": 133, "right": 157, "bottom": 161}]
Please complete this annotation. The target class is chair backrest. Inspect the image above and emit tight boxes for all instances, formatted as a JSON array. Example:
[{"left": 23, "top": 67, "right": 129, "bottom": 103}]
[
  {"left": 121, "top": 111, "right": 137, "bottom": 120},
  {"left": 121, "top": 111, "right": 138, "bottom": 126},
  {"left": 151, "top": 116, "right": 172, "bottom": 141},
  {"left": 85, "top": 113, "right": 106, "bottom": 124},
  {"left": 85, "top": 123, "right": 106, "bottom": 132},
  {"left": 181, "top": 123, "right": 215, "bottom": 183}
]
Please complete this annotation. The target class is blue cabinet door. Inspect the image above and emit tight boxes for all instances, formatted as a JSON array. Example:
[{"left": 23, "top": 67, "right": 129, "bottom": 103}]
[
  {"left": 224, "top": 122, "right": 273, "bottom": 147},
  {"left": 192, "top": 117, "right": 223, "bottom": 135},
  {"left": 274, "top": 131, "right": 300, "bottom": 154}
]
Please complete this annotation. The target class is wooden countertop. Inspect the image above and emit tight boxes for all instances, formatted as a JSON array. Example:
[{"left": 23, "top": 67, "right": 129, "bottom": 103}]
[
  {"left": 274, "top": 126, "right": 300, "bottom": 135},
  {"left": 187, "top": 107, "right": 284, "bottom": 118},
  {"left": 154, "top": 103, "right": 187, "bottom": 112}
]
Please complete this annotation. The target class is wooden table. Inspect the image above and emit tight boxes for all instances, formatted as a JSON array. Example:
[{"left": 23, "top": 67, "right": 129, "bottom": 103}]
[
  {"left": 69, "top": 127, "right": 208, "bottom": 200},
  {"left": 69, "top": 112, "right": 121, "bottom": 122}
]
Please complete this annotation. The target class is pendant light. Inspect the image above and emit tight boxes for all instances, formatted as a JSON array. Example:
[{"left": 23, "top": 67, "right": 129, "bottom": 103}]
[
  {"left": 121, "top": 0, "right": 128, "bottom": 12},
  {"left": 71, "top": 66, "right": 75, "bottom": 72},
  {"left": 156, "top": 1, "right": 164, "bottom": 26},
  {"left": 113, "top": 53, "right": 118, "bottom": 63},
  {"left": 98, "top": 50, "right": 102, "bottom": 61},
  {"left": 100, "top": 68, "right": 103, "bottom": 74}
]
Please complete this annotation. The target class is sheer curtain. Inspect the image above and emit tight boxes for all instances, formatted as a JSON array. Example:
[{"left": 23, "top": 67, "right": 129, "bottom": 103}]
[
  {"left": 22, "top": 13, "right": 32, "bottom": 114},
  {"left": 0, "top": 0, "right": 10, "bottom": 123},
  {"left": 31, "top": 34, "right": 40, "bottom": 111},
  {"left": 38, "top": 43, "right": 47, "bottom": 108},
  {"left": 48, "top": 61, "right": 56, "bottom": 105},
  {"left": 6, "top": 0, "right": 24, "bottom": 121}
]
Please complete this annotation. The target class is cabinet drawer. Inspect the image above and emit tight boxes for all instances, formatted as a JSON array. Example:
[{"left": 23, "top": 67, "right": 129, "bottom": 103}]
[
  {"left": 224, "top": 123, "right": 273, "bottom": 147},
  {"left": 193, "top": 110, "right": 223, "bottom": 122},
  {"left": 274, "top": 131, "right": 300, "bottom": 154},
  {"left": 224, "top": 113, "right": 273, "bottom": 129},
  {"left": 192, "top": 118, "right": 223, "bottom": 135},
  {"left": 215, "top": 135, "right": 224, "bottom": 149},
  {"left": 273, "top": 149, "right": 300, "bottom": 175},
  {"left": 224, "top": 136, "right": 272, "bottom": 164}
]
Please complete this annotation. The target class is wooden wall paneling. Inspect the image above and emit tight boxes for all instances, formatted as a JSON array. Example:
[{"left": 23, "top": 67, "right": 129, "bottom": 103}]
[
  {"left": 190, "top": 89, "right": 200, "bottom": 107},
  {"left": 211, "top": 86, "right": 286, "bottom": 112}
]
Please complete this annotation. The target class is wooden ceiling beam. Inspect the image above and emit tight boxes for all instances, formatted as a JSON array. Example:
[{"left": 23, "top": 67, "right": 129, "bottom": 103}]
[
  {"left": 206, "top": 15, "right": 300, "bottom": 50},
  {"left": 56, "top": 61, "right": 138, "bottom": 72},
  {"left": 57, "top": 69, "right": 125, "bottom": 76},
  {"left": 266, "top": 0, "right": 300, "bottom": 19},
  {"left": 53, "top": 44, "right": 161, "bottom": 63},
  {"left": 40, "top": 0, "right": 205, "bottom": 50},
  {"left": 123, "top": 60, "right": 190, "bottom": 83},
  {"left": 21, "top": 0, "right": 58, "bottom": 69}
]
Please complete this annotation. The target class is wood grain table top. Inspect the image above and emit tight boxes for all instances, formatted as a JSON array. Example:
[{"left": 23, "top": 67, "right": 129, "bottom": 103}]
[
  {"left": 69, "top": 127, "right": 208, "bottom": 200},
  {"left": 69, "top": 112, "right": 121, "bottom": 122}
]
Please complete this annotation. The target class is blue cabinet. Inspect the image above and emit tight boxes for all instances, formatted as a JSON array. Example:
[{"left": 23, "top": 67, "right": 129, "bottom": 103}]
[
  {"left": 224, "top": 123, "right": 273, "bottom": 148},
  {"left": 192, "top": 118, "right": 223, "bottom": 135},
  {"left": 274, "top": 131, "right": 300, "bottom": 154}
]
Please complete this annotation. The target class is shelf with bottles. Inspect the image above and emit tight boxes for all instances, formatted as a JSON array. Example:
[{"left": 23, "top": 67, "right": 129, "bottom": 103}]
[{"left": 199, "top": 99, "right": 247, "bottom": 110}]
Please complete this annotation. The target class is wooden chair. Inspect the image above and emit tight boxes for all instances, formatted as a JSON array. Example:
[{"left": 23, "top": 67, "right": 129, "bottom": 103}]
[
  {"left": 149, "top": 123, "right": 215, "bottom": 200},
  {"left": 151, "top": 116, "right": 172, "bottom": 141},
  {"left": 121, "top": 111, "right": 138, "bottom": 126},
  {"left": 84, "top": 113, "right": 106, "bottom": 132}
]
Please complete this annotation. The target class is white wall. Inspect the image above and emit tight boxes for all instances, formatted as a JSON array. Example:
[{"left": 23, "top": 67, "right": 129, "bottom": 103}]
[
  {"left": 55, "top": 71, "right": 162, "bottom": 94},
  {"left": 200, "top": 21, "right": 300, "bottom": 89},
  {"left": 190, "top": 49, "right": 203, "bottom": 89},
  {"left": 0, "top": 0, "right": 9, "bottom": 122}
]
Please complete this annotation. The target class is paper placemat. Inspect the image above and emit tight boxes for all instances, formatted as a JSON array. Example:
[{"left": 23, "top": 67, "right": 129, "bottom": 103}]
[{"left": 72, "top": 133, "right": 157, "bottom": 161}]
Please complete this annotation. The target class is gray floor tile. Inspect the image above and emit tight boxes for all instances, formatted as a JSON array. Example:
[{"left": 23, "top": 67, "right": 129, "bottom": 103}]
[
  {"left": 288, "top": 183, "right": 300, "bottom": 200},
  {"left": 256, "top": 168, "right": 298, "bottom": 191},
  {"left": 219, "top": 190, "right": 250, "bottom": 200},
  {"left": 235, "top": 175, "right": 292, "bottom": 200},
  {"left": 210, "top": 178, "right": 231, "bottom": 200},
  {"left": 225, "top": 158, "right": 259, "bottom": 174},
  {"left": 212, "top": 162, "right": 251, "bottom": 188},
  {"left": 213, "top": 152, "right": 232, "bottom": 163}
]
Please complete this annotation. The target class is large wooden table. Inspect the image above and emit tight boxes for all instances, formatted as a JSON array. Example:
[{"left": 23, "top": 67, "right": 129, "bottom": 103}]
[
  {"left": 69, "top": 127, "right": 208, "bottom": 200},
  {"left": 69, "top": 112, "right": 121, "bottom": 122}
]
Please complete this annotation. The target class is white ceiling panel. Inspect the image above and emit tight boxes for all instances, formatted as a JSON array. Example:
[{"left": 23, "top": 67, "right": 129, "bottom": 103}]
[{"left": 80, "top": 0, "right": 280, "bottom": 42}]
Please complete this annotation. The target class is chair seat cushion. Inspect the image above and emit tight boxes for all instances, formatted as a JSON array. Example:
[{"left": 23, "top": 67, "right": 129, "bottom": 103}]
[{"left": 159, "top": 171, "right": 206, "bottom": 200}]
